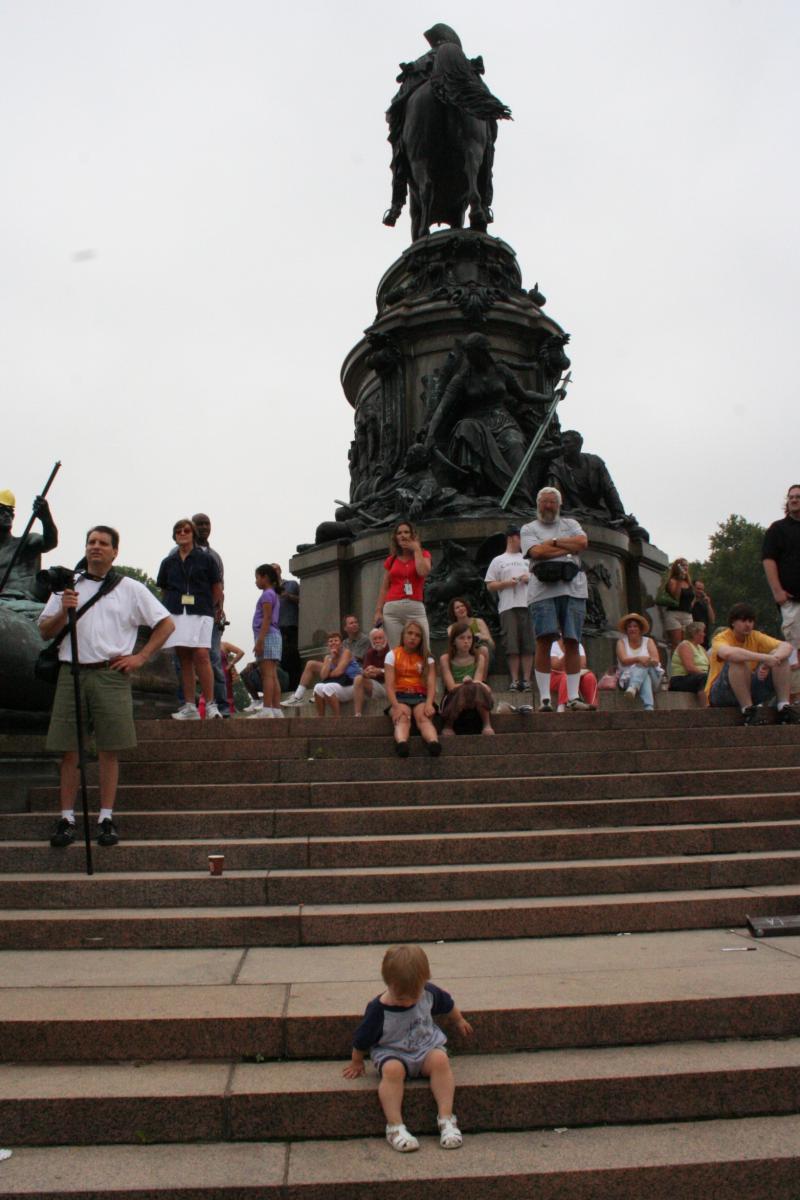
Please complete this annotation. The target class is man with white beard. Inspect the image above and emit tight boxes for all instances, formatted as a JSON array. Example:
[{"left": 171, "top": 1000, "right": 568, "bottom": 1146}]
[{"left": 520, "top": 487, "right": 589, "bottom": 712}]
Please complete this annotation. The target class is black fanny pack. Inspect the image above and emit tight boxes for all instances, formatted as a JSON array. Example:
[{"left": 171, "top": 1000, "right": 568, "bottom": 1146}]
[{"left": 532, "top": 560, "right": 581, "bottom": 584}]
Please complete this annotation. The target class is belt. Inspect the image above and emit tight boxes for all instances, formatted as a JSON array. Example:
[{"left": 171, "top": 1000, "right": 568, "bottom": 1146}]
[{"left": 76, "top": 661, "right": 112, "bottom": 670}]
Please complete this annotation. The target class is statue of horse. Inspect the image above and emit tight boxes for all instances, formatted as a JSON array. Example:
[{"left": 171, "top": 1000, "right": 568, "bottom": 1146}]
[
  {"left": 402, "top": 83, "right": 491, "bottom": 240},
  {"left": 384, "top": 29, "right": 510, "bottom": 242}
]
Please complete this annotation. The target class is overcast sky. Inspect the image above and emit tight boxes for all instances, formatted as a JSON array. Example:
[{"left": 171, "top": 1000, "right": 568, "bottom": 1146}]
[{"left": 2, "top": 0, "right": 798, "bottom": 647}]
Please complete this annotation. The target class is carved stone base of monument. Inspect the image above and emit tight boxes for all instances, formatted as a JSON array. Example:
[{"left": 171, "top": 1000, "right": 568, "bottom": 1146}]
[
  {"left": 297, "top": 228, "right": 664, "bottom": 658},
  {"left": 291, "top": 521, "right": 669, "bottom": 676}
]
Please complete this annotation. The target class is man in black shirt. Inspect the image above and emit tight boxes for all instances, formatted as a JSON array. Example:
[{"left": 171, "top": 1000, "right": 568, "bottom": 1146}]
[
  {"left": 692, "top": 579, "right": 716, "bottom": 649},
  {"left": 192, "top": 512, "right": 229, "bottom": 715},
  {"left": 762, "top": 485, "right": 800, "bottom": 650}
]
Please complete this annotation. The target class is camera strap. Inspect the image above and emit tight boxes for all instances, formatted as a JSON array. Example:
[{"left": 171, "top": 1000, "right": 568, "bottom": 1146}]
[{"left": 47, "top": 571, "right": 123, "bottom": 651}]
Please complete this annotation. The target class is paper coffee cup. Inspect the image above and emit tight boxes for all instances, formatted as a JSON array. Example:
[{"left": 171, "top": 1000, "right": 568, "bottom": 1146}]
[{"left": 208, "top": 855, "right": 224, "bottom": 876}]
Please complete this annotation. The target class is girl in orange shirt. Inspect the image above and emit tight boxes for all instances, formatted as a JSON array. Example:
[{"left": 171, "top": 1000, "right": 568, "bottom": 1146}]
[{"left": 384, "top": 620, "right": 441, "bottom": 758}]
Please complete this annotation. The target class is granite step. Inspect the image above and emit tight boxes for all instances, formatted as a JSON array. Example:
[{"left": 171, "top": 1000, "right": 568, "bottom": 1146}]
[
  {"left": 3, "top": 849, "right": 800, "bottom": 910},
  {"left": 4, "top": 930, "right": 800, "bottom": 1064},
  {"left": 4, "top": 1115, "right": 800, "bottom": 1199},
  {"left": 5, "top": 1038, "right": 800, "bottom": 1146},
  {"left": 3, "top": 885, "right": 800, "bottom": 949},
  {"left": 26, "top": 765, "right": 800, "bottom": 811},
  {"left": 100, "top": 741, "right": 800, "bottom": 786},
  {"left": 4, "top": 792, "right": 800, "bottom": 841},
  {"left": 4, "top": 818, "right": 800, "bottom": 874},
  {"left": 128, "top": 708, "right": 745, "bottom": 740},
  {"left": 122, "top": 722, "right": 798, "bottom": 762},
  {"left": 120, "top": 726, "right": 800, "bottom": 773}
]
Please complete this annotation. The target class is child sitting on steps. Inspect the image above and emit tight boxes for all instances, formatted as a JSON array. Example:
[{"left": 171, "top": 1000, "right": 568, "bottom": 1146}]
[{"left": 343, "top": 943, "right": 473, "bottom": 1152}]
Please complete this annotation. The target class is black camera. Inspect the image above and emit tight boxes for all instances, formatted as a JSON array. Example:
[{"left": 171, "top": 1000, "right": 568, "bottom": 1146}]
[{"left": 35, "top": 565, "right": 76, "bottom": 601}]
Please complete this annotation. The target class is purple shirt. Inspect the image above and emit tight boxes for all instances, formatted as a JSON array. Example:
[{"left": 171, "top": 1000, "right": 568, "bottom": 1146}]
[{"left": 252, "top": 588, "right": 280, "bottom": 637}]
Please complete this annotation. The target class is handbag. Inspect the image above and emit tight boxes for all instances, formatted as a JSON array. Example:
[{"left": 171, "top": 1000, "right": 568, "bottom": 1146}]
[
  {"left": 656, "top": 576, "right": 678, "bottom": 610},
  {"left": 34, "top": 572, "right": 123, "bottom": 684},
  {"left": 532, "top": 559, "right": 580, "bottom": 584}
]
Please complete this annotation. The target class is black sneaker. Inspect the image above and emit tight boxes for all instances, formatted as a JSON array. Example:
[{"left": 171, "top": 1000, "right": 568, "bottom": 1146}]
[
  {"left": 97, "top": 817, "right": 119, "bottom": 846},
  {"left": 508, "top": 681, "right": 522, "bottom": 693},
  {"left": 742, "top": 705, "right": 768, "bottom": 727},
  {"left": 49, "top": 817, "right": 75, "bottom": 848},
  {"left": 776, "top": 705, "right": 800, "bottom": 726},
  {"left": 427, "top": 740, "right": 442, "bottom": 757},
  {"left": 539, "top": 698, "right": 553, "bottom": 713},
  {"left": 394, "top": 741, "right": 410, "bottom": 758}
]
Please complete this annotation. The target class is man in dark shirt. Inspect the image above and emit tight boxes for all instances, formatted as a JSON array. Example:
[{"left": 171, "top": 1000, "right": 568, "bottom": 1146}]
[
  {"left": 762, "top": 485, "right": 800, "bottom": 650},
  {"left": 691, "top": 579, "right": 716, "bottom": 649},
  {"left": 192, "top": 512, "right": 229, "bottom": 715}
]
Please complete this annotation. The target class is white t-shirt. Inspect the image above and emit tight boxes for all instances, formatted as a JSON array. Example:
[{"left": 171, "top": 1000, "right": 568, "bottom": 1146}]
[
  {"left": 520, "top": 516, "right": 588, "bottom": 603},
  {"left": 484, "top": 552, "right": 529, "bottom": 614},
  {"left": 550, "top": 640, "right": 586, "bottom": 659},
  {"left": 39, "top": 575, "right": 171, "bottom": 663},
  {"left": 384, "top": 651, "right": 436, "bottom": 667}
]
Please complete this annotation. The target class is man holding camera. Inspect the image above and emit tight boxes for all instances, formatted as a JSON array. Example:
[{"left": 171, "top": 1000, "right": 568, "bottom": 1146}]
[
  {"left": 38, "top": 526, "right": 174, "bottom": 848},
  {"left": 521, "top": 487, "right": 589, "bottom": 712}
]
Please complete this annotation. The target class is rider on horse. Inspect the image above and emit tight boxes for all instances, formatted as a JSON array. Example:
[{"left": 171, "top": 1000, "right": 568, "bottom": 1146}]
[{"left": 383, "top": 24, "right": 511, "bottom": 231}]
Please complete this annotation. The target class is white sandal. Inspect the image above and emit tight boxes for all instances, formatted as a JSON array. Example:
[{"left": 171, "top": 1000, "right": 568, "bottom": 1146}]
[
  {"left": 437, "top": 1114, "right": 463, "bottom": 1148},
  {"left": 385, "top": 1123, "right": 419, "bottom": 1152}
]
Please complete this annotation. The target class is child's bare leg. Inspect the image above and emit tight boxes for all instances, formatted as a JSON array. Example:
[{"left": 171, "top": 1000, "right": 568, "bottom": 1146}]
[
  {"left": 422, "top": 1048, "right": 455, "bottom": 1118},
  {"left": 413, "top": 706, "right": 439, "bottom": 745},
  {"left": 378, "top": 1059, "right": 406, "bottom": 1125},
  {"left": 393, "top": 706, "right": 411, "bottom": 747}
]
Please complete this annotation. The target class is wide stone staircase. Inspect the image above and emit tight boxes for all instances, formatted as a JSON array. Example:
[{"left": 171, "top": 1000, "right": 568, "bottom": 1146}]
[{"left": 2, "top": 706, "right": 800, "bottom": 1197}]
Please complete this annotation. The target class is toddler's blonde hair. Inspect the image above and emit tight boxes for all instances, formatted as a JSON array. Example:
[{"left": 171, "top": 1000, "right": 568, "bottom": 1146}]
[{"left": 381, "top": 944, "right": 431, "bottom": 993}]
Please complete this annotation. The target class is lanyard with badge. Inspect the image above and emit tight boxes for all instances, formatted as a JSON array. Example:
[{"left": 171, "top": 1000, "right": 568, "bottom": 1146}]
[
  {"left": 180, "top": 555, "right": 195, "bottom": 609},
  {"left": 402, "top": 559, "right": 414, "bottom": 596}
]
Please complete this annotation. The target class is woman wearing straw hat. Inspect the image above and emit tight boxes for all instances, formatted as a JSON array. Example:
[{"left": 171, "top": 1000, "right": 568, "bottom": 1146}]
[{"left": 615, "top": 613, "right": 663, "bottom": 711}]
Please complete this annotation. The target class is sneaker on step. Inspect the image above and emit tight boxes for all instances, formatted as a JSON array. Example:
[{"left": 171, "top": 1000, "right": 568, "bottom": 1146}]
[
  {"left": 538, "top": 697, "right": 553, "bottom": 713},
  {"left": 280, "top": 696, "right": 305, "bottom": 707},
  {"left": 247, "top": 708, "right": 274, "bottom": 718},
  {"left": 508, "top": 681, "right": 522, "bottom": 692},
  {"left": 242, "top": 700, "right": 263, "bottom": 713},
  {"left": 566, "top": 698, "right": 590, "bottom": 711},
  {"left": 49, "top": 817, "right": 76, "bottom": 847},
  {"left": 205, "top": 701, "right": 222, "bottom": 720},
  {"left": 171, "top": 702, "right": 200, "bottom": 721},
  {"left": 776, "top": 705, "right": 800, "bottom": 725},
  {"left": 270, "top": 708, "right": 285, "bottom": 719},
  {"left": 742, "top": 704, "right": 768, "bottom": 726},
  {"left": 97, "top": 817, "right": 119, "bottom": 846}
]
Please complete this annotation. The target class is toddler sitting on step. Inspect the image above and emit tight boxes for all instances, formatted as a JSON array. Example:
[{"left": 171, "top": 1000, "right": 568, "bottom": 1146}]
[{"left": 343, "top": 943, "right": 473, "bottom": 1152}]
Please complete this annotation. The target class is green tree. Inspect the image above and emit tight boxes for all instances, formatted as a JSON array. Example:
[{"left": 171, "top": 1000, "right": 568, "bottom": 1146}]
[
  {"left": 116, "top": 564, "right": 161, "bottom": 598},
  {"left": 692, "top": 514, "right": 779, "bottom": 637}
]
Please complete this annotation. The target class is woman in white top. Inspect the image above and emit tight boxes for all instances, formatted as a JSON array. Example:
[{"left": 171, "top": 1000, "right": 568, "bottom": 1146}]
[{"left": 615, "top": 612, "right": 662, "bottom": 711}]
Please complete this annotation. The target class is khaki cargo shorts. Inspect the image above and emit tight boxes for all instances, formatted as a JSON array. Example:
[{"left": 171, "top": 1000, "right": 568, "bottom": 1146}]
[{"left": 45, "top": 666, "right": 137, "bottom": 752}]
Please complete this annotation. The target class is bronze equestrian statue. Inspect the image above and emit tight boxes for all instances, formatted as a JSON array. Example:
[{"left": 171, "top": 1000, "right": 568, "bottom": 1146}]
[{"left": 384, "top": 24, "right": 511, "bottom": 241}]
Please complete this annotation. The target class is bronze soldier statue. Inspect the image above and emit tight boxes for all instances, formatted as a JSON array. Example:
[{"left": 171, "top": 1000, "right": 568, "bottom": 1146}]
[{"left": 384, "top": 24, "right": 511, "bottom": 240}]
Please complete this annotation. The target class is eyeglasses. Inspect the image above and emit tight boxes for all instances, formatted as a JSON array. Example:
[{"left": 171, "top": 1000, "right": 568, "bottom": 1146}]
[{"left": 174, "top": 526, "right": 193, "bottom": 534}]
